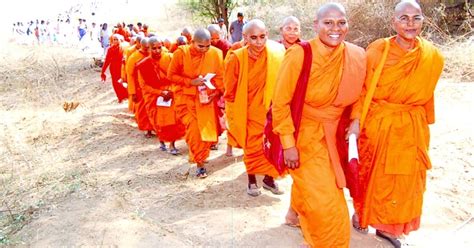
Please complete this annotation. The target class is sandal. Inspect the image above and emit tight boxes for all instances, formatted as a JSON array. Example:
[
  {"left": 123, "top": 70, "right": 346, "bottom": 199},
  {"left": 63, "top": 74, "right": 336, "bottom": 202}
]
[
  {"left": 262, "top": 180, "right": 284, "bottom": 195},
  {"left": 247, "top": 183, "right": 261, "bottom": 197},
  {"left": 169, "top": 148, "right": 181, "bottom": 156},
  {"left": 159, "top": 143, "right": 167, "bottom": 151},
  {"left": 376, "top": 230, "right": 401, "bottom": 248},
  {"left": 196, "top": 168, "right": 208, "bottom": 179},
  {"left": 352, "top": 214, "right": 368, "bottom": 234}
]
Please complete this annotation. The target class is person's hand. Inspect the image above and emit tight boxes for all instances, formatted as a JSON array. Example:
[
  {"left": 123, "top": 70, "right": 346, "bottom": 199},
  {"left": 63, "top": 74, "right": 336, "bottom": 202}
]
[
  {"left": 100, "top": 73, "right": 106, "bottom": 82},
  {"left": 201, "top": 91, "right": 217, "bottom": 105},
  {"left": 161, "top": 90, "right": 173, "bottom": 101},
  {"left": 283, "top": 147, "right": 300, "bottom": 169},
  {"left": 346, "top": 119, "right": 360, "bottom": 140},
  {"left": 190, "top": 76, "right": 205, "bottom": 86},
  {"left": 131, "top": 94, "right": 138, "bottom": 103}
]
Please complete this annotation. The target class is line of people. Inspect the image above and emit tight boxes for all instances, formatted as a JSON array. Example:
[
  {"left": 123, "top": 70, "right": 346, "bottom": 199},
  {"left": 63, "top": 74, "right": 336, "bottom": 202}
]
[{"left": 100, "top": 1, "right": 444, "bottom": 247}]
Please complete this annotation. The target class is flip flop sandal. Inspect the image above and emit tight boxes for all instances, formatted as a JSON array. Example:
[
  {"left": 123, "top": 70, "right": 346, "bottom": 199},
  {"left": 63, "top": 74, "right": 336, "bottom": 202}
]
[
  {"left": 376, "top": 230, "right": 401, "bottom": 248},
  {"left": 262, "top": 181, "right": 284, "bottom": 195},
  {"left": 169, "top": 148, "right": 181, "bottom": 156},
  {"left": 196, "top": 168, "right": 208, "bottom": 179},
  {"left": 159, "top": 144, "right": 167, "bottom": 151},
  {"left": 284, "top": 221, "right": 301, "bottom": 228},
  {"left": 352, "top": 214, "right": 368, "bottom": 234}
]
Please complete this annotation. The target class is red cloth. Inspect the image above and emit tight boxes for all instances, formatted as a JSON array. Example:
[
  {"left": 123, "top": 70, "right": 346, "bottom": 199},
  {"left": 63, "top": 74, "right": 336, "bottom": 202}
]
[
  {"left": 102, "top": 45, "right": 128, "bottom": 101},
  {"left": 213, "top": 39, "right": 232, "bottom": 58},
  {"left": 137, "top": 56, "right": 185, "bottom": 141}
]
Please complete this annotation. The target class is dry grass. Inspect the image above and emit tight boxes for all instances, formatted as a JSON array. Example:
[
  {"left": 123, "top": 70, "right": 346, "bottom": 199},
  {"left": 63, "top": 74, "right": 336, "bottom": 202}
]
[
  {"left": 0, "top": 44, "right": 96, "bottom": 244},
  {"left": 0, "top": 0, "right": 472, "bottom": 245},
  {"left": 231, "top": 0, "right": 474, "bottom": 82},
  {"left": 438, "top": 36, "right": 474, "bottom": 82}
]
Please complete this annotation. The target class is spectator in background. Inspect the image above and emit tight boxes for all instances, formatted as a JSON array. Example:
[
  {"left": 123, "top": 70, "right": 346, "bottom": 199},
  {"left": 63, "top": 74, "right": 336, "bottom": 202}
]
[
  {"left": 229, "top": 12, "right": 245, "bottom": 43},
  {"left": 217, "top": 18, "right": 227, "bottom": 40},
  {"left": 100, "top": 23, "right": 111, "bottom": 56}
]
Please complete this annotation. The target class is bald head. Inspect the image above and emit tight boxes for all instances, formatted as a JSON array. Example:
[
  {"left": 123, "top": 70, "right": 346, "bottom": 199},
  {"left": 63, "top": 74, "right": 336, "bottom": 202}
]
[
  {"left": 394, "top": 0, "right": 422, "bottom": 16},
  {"left": 140, "top": 37, "right": 149, "bottom": 48},
  {"left": 149, "top": 36, "right": 160, "bottom": 45},
  {"left": 243, "top": 19, "right": 266, "bottom": 35},
  {"left": 193, "top": 28, "right": 211, "bottom": 42},
  {"left": 316, "top": 2, "right": 346, "bottom": 20},
  {"left": 182, "top": 27, "right": 192, "bottom": 36},
  {"left": 280, "top": 16, "right": 301, "bottom": 48},
  {"left": 280, "top": 16, "right": 300, "bottom": 28},
  {"left": 207, "top": 24, "right": 220, "bottom": 35},
  {"left": 176, "top": 36, "right": 188, "bottom": 45}
]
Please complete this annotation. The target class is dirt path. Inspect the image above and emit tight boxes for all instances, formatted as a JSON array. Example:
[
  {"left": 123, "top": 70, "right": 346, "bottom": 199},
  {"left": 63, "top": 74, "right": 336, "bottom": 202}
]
[{"left": 1, "top": 46, "right": 472, "bottom": 247}]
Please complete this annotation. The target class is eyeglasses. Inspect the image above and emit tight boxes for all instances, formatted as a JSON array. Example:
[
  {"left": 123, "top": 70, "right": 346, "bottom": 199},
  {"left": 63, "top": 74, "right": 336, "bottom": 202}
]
[{"left": 396, "top": 15, "right": 424, "bottom": 25}]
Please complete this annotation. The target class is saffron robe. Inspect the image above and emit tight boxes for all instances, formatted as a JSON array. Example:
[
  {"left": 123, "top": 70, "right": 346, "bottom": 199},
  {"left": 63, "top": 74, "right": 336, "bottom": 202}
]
[
  {"left": 352, "top": 37, "right": 444, "bottom": 236},
  {"left": 167, "top": 45, "right": 224, "bottom": 164},
  {"left": 224, "top": 40, "right": 285, "bottom": 178},
  {"left": 137, "top": 54, "right": 185, "bottom": 141},
  {"left": 272, "top": 36, "right": 366, "bottom": 247}
]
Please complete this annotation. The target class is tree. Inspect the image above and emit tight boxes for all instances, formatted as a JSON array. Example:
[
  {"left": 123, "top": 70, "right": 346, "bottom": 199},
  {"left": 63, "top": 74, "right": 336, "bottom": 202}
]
[{"left": 179, "top": 0, "right": 237, "bottom": 28}]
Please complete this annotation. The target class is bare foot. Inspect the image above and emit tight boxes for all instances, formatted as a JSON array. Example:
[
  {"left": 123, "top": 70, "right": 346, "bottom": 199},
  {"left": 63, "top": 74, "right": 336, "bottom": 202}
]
[
  {"left": 285, "top": 207, "right": 300, "bottom": 228},
  {"left": 225, "top": 144, "right": 233, "bottom": 157}
]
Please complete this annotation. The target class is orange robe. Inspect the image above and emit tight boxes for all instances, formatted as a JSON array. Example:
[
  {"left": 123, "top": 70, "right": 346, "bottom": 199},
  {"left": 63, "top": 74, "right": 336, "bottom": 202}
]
[
  {"left": 224, "top": 40, "right": 285, "bottom": 178},
  {"left": 352, "top": 37, "right": 444, "bottom": 236},
  {"left": 137, "top": 54, "right": 185, "bottom": 142},
  {"left": 169, "top": 42, "right": 178, "bottom": 53},
  {"left": 223, "top": 40, "right": 246, "bottom": 147},
  {"left": 126, "top": 50, "right": 153, "bottom": 131},
  {"left": 124, "top": 45, "right": 138, "bottom": 111},
  {"left": 272, "top": 36, "right": 366, "bottom": 247},
  {"left": 113, "top": 28, "right": 130, "bottom": 42},
  {"left": 167, "top": 45, "right": 224, "bottom": 164}
]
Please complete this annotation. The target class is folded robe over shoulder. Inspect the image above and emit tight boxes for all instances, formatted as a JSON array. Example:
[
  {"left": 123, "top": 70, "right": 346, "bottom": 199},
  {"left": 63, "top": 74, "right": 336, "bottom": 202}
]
[
  {"left": 352, "top": 37, "right": 444, "bottom": 236},
  {"left": 272, "top": 36, "right": 366, "bottom": 247},
  {"left": 224, "top": 40, "right": 285, "bottom": 178}
]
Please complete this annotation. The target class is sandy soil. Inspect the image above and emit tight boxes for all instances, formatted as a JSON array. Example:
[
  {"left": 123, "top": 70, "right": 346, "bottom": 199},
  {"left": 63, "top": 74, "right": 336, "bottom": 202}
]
[{"left": 0, "top": 45, "right": 472, "bottom": 247}]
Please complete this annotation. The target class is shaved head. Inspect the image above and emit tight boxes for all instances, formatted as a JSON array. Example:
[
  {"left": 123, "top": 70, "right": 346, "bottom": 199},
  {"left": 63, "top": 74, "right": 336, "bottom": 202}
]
[
  {"left": 140, "top": 37, "right": 149, "bottom": 46},
  {"left": 243, "top": 19, "right": 266, "bottom": 35},
  {"left": 280, "top": 16, "right": 301, "bottom": 48},
  {"left": 316, "top": 2, "right": 346, "bottom": 20},
  {"left": 394, "top": 0, "right": 422, "bottom": 16},
  {"left": 280, "top": 16, "right": 300, "bottom": 28},
  {"left": 207, "top": 24, "right": 220, "bottom": 35},
  {"left": 182, "top": 27, "right": 192, "bottom": 36},
  {"left": 176, "top": 36, "right": 188, "bottom": 45},
  {"left": 193, "top": 28, "right": 211, "bottom": 42},
  {"left": 149, "top": 36, "right": 160, "bottom": 45}
]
